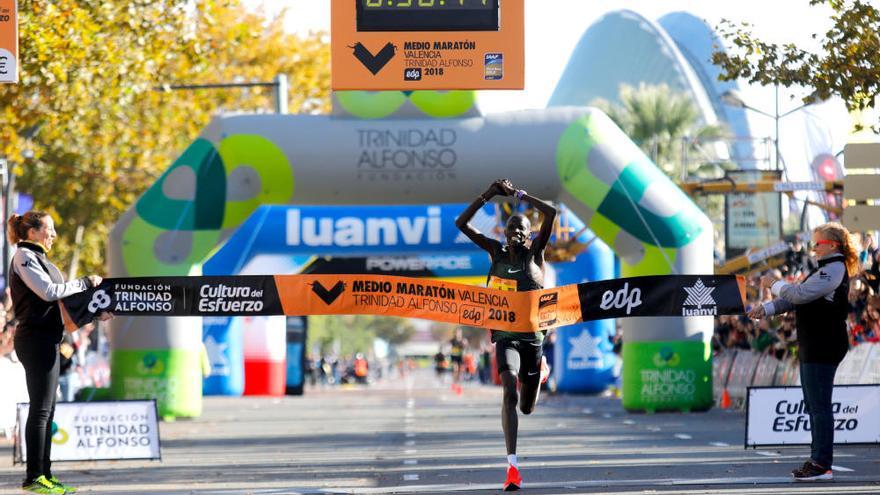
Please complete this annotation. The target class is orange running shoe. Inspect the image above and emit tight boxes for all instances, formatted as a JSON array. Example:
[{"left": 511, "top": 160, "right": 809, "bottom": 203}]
[
  {"left": 540, "top": 356, "right": 551, "bottom": 385},
  {"left": 503, "top": 464, "right": 522, "bottom": 491}
]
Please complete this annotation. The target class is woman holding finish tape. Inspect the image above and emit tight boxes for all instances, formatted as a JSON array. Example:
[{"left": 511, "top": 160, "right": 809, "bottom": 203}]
[
  {"left": 748, "top": 222, "right": 858, "bottom": 482},
  {"left": 8, "top": 211, "right": 112, "bottom": 494},
  {"left": 456, "top": 178, "right": 556, "bottom": 492}
]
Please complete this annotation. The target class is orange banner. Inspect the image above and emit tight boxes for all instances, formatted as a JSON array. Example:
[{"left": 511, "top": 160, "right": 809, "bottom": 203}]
[
  {"left": 0, "top": 0, "right": 17, "bottom": 84},
  {"left": 273, "top": 274, "right": 582, "bottom": 332},
  {"left": 331, "top": 0, "right": 524, "bottom": 90}
]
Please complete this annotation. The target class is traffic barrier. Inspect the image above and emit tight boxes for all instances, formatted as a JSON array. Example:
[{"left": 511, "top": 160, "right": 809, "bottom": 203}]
[
  {"left": 713, "top": 342, "right": 880, "bottom": 409},
  {"left": 751, "top": 353, "right": 780, "bottom": 387},
  {"left": 712, "top": 350, "right": 736, "bottom": 406},
  {"left": 725, "top": 351, "right": 759, "bottom": 404},
  {"left": 836, "top": 343, "right": 873, "bottom": 384}
]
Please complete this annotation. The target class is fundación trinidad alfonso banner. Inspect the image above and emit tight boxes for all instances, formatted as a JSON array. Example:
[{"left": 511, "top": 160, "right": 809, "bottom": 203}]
[
  {"left": 60, "top": 274, "right": 747, "bottom": 331},
  {"left": 746, "top": 385, "right": 880, "bottom": 448},
  {"left": 16, "top": 400, "right": 161, "bottom": 462}
]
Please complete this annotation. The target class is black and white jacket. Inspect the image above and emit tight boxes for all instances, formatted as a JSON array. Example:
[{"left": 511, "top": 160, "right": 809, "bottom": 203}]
[
  {"left": 10, "top": 241, "right": 93, "bottom": 344},
  {"left": 762, "top": 254, "right": 849, "bottom": 364}
]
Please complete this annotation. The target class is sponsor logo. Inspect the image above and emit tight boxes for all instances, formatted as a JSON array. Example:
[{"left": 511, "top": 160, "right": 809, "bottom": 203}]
[
  {"left": 459, "top": 304, "right": 484, "bottom": 326},
  {"left": 197, "top": 284, "right": 265, "bottom": 313},
  {"left": 365, "top": 255, "right": 472, "bottom": 272},
  {"left": 566, "top": 330, "right": 604, "bottom": 370},
  {"left": 404, "top": 67, "right": 422, "bottom": 81},
  {"left": 311, "top": 281, "right": 346, "bottom": 306},
  {"left": 287, "top": 207, "right": 442, "bottom": 248},
  {"left": 136, "top": 353, "right": 165, "bottom": 376},
  {"left": 484, "top": 53, "right": 503, "bottom": 80},
  {"left": 88, "top": 289, "right": 112, "bottom": 313},
  {"left": 203, "top": 335, "right": 230, "bottom": 377},
  {"left": 107, "top": 283, "right": 174, "bottom": 313},
  {"left": 652, "top": 347, "right": 681, "bottom": 367},
  {"left": 351, "top": 41, "right": 396, "bottom": 75},
  {"left": 599, "top": 282, "right": 643, "bottom": 315},
  {"left": 538, "top": 292, "right": 558, "bottom": 328},
  {"left": 51, "top": 422, "right": 70, "bottom": 445},
  {"left": 356, "top": 128, "right": 458, "bottom": 182},
  {"left": 682, "top": 279, "right": 717, "bottom": 316}
]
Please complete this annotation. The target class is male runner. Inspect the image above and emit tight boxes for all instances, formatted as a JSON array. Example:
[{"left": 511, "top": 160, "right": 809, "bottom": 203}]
[
  {"left": 449, "top": 328, "right": 468, "bottom": 394},
  {"left": 456, "top": 178, "right": 555, "bottom": 491}
]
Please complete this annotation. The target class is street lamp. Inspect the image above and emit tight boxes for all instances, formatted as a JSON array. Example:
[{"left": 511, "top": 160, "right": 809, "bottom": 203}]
[
  {"left": 721, "top": 86, "right": 819, "bottom": 171},
  {"left": 156, "top": 74, "right": 289, "bottom": 114}
]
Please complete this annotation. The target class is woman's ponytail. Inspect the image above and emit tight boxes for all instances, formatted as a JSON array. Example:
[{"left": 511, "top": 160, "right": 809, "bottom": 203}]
[
  {"left": 7, "top": 211, "right": 48, "bottom": 245},
  {"left": 814, "top": 222, "right": 860, "bottom": 276}
]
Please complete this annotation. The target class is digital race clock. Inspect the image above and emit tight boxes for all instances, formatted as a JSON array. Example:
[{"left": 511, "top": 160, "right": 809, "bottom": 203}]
[{"left": 356, "top": 0, "right": 500, "bottom": 32}]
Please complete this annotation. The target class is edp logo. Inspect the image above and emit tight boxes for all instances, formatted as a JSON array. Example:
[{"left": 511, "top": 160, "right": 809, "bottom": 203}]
[
  {"left": 599, "top": 282, "right": 643, "bottom": 315},
  {"left": 404, "top": 68, "right": 422, "bottom": 81}
]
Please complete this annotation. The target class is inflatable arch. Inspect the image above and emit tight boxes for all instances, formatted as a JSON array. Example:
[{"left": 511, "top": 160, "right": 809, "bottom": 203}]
[
  {"left": 198, "top": 203, "right": 616, "bottom": 396},
  {"left": 109, "top": 91, "right": 713, "bottom": 417}
]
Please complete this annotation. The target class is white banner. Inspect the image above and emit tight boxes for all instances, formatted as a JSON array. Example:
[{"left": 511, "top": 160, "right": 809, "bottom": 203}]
[
  {"left": 746, "top": 385, "right": 880, "bottom": 447},
  {"left": 16, "top": 400, "right": 160, "bottom": 462}
]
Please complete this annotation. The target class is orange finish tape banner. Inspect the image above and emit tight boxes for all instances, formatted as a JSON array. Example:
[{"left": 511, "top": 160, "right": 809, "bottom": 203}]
[
  {"left": 60, "top": 274, "right": 747, "bottom": 332},
  {"left": 273, "top": 274, "right": 583, "bottom": 332}
]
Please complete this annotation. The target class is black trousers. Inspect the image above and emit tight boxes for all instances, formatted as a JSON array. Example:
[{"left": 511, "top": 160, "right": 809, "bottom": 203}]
[{"left": 14, "top": 337, "right": 60, "bottom": 482}]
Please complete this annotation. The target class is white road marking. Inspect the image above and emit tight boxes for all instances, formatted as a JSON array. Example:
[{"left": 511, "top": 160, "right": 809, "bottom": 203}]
[
  {"left": 403, "top": 459, "right": 418, "bottom": 465},
  {"left": 402, "top": 474, "right": 419, "bottom": 481},
  {"left": 405, "top": 449, "right": 418, "bottom": 454},
  {"left": 755, "top": 451, "right": 782, "bottom": 457},
  {"left": 674, "top": 433, "right": 692, "bottom": 440},
  {"left": 832, "top": 465, "right": 855, "bottom": 472},
  {"left": 405, "top": 440, "right": 416, "bottom": 446},
  {"left": 710, "top": 441, "right": 730, "bottom": 447},
  {"left": 623, "top": 419, "right": 635, "bottom": 425},
  {"left": 331, "top": 475, "right": 811, "bottom": 494}
]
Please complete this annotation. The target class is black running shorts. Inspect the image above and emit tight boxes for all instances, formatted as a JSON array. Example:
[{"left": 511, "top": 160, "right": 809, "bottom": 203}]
[{"left": 495, "top": 338, "right": 543, "bottom": 387}]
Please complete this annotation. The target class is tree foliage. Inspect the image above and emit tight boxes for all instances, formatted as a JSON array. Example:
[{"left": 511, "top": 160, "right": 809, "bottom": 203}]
[
  {"left": 712, "top": 0, "right": 880, "bottom": 132},
  {"left": 591, "top": 83, "right": 728, "bottom": 179},
  {"left": 307, "top": 315, "right": 416, "bottom": 357},
  {"left": 0, "top": 0, "right": 331, "bottom": 275}
]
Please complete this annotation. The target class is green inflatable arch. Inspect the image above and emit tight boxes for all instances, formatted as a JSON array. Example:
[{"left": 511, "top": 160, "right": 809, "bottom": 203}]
[{"left": 109, "top": 91, "right": 714, "bottom": 417}]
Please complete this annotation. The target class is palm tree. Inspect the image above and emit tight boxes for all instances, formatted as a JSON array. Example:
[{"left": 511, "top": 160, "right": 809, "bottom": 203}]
[{"left": 592, "top": 83, "right": 729, "bottom": 180}]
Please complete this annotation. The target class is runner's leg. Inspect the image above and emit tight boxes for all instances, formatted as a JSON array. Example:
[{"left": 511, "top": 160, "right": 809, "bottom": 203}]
[
  {"left": 518, "top": 341, "right": 543, "bottom": 414},
  {"left": 496, "top": 340, "right": 521, "bottom": 455}
]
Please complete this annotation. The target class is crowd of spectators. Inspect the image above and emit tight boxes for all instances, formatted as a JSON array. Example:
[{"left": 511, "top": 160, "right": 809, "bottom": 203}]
[{"left": 714, "top": 232, "right": 880, "bottom": 358}]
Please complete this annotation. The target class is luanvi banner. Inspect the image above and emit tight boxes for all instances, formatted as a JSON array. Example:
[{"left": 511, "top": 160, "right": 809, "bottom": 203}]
[{"left": 60, "top": 274, "right": 747, "bottom": 332}]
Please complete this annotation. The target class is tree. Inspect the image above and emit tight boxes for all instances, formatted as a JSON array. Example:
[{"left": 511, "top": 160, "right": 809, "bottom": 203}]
[
  {"left": 591, "top": 83, "right": 728, "bottom": 179},
  {"left": 307, "top": 315, "right": 416, "bottom": 357},
  {"left": 712, "top": 0, "right": 880, "bottom": 132},
  {"left": 0, "top": 0, "right": 330, "bottom": 275},
  {"left": 368, "top": 317, "right": 416, "bottom": 347}
]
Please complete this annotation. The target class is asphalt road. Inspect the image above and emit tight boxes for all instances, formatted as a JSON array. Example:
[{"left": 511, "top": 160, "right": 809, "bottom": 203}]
[{"left": 1, "top": 369, "right": 879, "bottom": 494}]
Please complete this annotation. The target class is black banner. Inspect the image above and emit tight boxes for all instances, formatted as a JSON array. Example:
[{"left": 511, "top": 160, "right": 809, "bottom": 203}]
[
  {"left": 62, "top": 276, "right": 283, "bottom": 327},
  {"left": 577, "top": 275, "right": 745, "bottom": 321}
]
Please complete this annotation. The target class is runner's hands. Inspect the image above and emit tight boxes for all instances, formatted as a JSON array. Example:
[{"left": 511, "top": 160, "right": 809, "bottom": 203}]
[
  {"left": 87, "top": 275, "right": 103, "bottom": 287},
  {"left": 96, "top": 312, "right": 114, "bottom": 322},
  {"left": 747, "top": 304, "right": 766, "bottom": 319},
  {"left": 759, "top": 274, "right": 779, "bottom": 288},
  {"left": 493, "top": 179, "right": 516, "bottom": 196}
]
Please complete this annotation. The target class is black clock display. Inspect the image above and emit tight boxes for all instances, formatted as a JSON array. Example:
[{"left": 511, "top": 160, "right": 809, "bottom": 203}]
[{"left": 356, "top": 0, "right": 500, "bottom": 32}]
